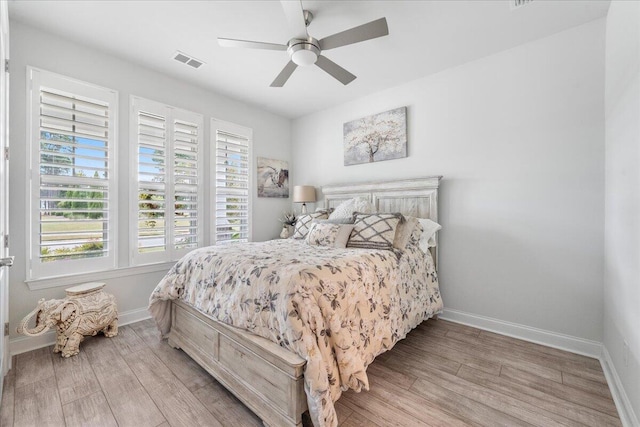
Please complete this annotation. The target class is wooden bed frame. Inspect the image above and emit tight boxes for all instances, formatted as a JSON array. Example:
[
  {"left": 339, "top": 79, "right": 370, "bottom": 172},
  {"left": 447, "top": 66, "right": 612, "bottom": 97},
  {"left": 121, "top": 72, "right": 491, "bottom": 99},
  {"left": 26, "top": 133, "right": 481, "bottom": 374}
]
[{"left": 167, "top": 176, "right": 442, "bottom": 427}]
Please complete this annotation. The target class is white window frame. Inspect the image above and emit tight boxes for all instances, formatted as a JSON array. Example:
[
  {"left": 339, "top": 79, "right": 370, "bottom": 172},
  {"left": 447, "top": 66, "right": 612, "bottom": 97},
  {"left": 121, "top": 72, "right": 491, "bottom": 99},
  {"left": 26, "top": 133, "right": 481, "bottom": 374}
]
[
  {"left": 130, "top": 96, "right": 204, "bottom": 265},
  {"left": 27, "top": 67, "right": 118, "bottom": 280},
  {"left": 211, "top": 118, "right": 253, "bottom": 244}
]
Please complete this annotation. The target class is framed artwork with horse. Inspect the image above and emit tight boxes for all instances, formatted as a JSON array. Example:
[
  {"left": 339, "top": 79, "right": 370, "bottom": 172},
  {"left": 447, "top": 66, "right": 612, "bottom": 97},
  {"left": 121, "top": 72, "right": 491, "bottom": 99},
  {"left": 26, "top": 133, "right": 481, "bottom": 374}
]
[{"left": 257, "top": 157, "right": 289, "bottom": 198}]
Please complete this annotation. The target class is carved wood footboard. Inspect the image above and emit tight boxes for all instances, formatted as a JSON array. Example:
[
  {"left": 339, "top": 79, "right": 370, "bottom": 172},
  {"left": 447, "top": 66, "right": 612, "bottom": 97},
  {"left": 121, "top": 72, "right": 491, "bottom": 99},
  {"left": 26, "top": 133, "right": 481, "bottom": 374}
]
[{"left": 168, "top": 300, "right": 307, "bottom": 427}]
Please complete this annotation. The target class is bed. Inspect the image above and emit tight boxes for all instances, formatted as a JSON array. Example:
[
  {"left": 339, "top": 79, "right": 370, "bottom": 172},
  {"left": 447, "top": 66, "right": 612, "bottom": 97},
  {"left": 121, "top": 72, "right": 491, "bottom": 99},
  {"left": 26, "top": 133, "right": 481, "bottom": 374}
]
[{"left": 148, "top": 176, "right": 443, "bottom": 427}]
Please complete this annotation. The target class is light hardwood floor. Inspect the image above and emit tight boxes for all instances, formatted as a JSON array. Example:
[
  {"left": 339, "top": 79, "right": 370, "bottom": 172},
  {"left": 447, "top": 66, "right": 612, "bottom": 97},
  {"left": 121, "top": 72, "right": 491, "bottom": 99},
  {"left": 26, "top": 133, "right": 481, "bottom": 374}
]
[{"left": 0, "top": 318, "right": 621, "bottom": 427}]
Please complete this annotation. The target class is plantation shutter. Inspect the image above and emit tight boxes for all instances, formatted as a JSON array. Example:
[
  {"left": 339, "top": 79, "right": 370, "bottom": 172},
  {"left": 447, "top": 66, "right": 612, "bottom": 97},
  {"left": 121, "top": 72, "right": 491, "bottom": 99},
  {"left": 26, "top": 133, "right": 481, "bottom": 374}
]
[
  {"left": 135, "top": 109, "right": 167, "bottom": 256},
  {"left": 173, "top": 119, "right": 200, "bottom": 250},
  {"left": 29, "top": 68, "right": 118, "bottom": 280},
  {"left": 213, "top": 121, "right": 252, "bottom": 244},
  {"left": 131, "top": 97, "right": 203, "bottom": 265}
]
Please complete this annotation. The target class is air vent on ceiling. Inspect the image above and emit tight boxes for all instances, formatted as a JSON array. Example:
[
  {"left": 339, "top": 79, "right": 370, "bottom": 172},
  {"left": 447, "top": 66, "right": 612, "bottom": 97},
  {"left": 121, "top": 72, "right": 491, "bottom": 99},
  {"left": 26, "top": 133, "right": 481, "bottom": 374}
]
[
  {"left": 173, "top": 51, "right": 205, "bottom": 69},
  {"left": 511, "top": 0, "right": 533, "bottom": 10}
]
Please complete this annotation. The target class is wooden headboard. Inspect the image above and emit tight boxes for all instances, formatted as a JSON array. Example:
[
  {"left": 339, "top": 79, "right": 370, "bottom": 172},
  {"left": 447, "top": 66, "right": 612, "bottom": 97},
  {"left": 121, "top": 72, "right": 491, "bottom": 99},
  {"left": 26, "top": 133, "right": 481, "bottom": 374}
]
[{"left": 321, "top": 176, "right": 442, "bottom": 266}]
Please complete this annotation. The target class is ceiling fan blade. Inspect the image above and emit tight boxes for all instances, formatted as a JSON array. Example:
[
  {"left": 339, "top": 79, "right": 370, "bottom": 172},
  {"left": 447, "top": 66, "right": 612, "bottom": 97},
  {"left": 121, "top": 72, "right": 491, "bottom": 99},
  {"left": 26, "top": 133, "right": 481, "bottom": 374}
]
[
  {"left": 280, "top": 0, "right": 308, "bottom": 40},
  {"left": 270, "top": 61, "right": 298, "bottom": 87},
  {"left": 315, "top": 55, "right": 356, "bottom": 85},
  {"left": 218, "top": 37, "right": 287, "bottom": 51},
  {"left": 318, "top": 17, "right": 389, "bottom": 51}
]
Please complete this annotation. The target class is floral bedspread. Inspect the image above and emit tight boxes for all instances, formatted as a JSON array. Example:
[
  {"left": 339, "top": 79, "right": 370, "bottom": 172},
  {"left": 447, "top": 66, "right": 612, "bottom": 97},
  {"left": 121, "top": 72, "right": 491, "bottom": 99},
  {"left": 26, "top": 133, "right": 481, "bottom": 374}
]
[{"left": 149, "top": 239, "right": 442, "bottom": 427}]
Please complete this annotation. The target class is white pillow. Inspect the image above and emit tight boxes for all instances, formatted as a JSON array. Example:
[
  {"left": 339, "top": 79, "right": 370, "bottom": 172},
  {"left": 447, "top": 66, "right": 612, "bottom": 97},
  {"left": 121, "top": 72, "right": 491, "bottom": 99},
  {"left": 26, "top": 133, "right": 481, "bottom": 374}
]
[
  {"left": 328, "top": 197, "right": 374, "bottom": 220},
  {"left": 417, "top": 218, "right": 441, "bottom": 253},
  {"left": 334, "top": 224, "right": 355, "bottom": 248}
]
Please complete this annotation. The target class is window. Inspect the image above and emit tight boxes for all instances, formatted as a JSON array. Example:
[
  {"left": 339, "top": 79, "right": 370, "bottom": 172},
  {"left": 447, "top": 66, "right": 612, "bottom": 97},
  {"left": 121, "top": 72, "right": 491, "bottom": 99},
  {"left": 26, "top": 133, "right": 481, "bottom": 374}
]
[
  {"left": 212, "top": 119, "right": 252, "bottom": 244},
  {"left": 131, "top": 97, "right": 203, "bottom": 265},
  {"left": 28, "top": 68, "right": 118, "bottom": 280}
]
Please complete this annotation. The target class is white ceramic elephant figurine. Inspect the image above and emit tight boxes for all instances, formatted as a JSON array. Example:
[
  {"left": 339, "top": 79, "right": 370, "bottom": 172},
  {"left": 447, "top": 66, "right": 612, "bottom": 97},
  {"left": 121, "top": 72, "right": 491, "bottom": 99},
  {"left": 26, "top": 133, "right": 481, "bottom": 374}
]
[{"left": 18, "top": 288, "right": 118, "bottom": 358}]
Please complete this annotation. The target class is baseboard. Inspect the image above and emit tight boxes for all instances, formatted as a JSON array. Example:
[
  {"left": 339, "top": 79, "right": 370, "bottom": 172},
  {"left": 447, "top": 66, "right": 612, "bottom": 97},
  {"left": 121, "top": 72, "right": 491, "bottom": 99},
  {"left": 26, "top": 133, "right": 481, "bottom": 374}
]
[
  {"left": 439, "top": 308, "right": 603, "bottom": 358},
  {"left": 9, "top": 307, "right": 151, "bottom": 356},
  {"left": 601, "top": 346, "right": 639, "bottom": 427}
]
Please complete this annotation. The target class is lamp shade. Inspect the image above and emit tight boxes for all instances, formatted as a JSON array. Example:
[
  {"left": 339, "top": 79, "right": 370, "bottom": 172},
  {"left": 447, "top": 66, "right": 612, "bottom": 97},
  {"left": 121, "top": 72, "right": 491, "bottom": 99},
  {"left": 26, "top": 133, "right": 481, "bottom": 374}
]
[{"left": 293, "top": 185, "right": 316, "bottom": 203}]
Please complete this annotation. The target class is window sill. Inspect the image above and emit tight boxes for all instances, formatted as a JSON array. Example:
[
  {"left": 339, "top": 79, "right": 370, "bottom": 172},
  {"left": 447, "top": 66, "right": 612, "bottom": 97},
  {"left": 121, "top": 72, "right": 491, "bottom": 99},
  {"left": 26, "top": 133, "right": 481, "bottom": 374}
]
[{"left": 25, "top": 261, "right": 176, "bottom": 291}]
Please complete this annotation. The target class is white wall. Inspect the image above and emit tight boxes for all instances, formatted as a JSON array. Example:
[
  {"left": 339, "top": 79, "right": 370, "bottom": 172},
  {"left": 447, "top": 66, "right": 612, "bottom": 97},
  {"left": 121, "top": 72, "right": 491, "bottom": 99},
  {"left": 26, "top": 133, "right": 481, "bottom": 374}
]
[
  {"left": 7, "top": 22, "right": 291, "bottom": 341},
  {"left": 604, "top": 1, "right": 640, "bottom": 423},
  {"left": 292, "top": 19, "right": 606, "bottom": 343}
]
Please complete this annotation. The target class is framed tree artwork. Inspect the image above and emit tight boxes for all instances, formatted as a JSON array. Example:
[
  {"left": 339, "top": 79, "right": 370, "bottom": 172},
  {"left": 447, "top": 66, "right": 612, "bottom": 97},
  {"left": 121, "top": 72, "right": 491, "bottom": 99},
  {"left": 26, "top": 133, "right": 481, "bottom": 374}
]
[{"left": 343, "top": 107, "right": 407, "bottom": 166}]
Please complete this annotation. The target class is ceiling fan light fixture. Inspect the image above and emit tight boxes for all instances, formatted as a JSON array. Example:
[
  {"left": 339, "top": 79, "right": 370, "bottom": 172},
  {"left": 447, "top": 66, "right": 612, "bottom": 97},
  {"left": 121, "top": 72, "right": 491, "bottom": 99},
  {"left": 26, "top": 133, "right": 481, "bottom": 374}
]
[
  {"left": 291, "top": 49, "right": 317, "bottom": 66},
  {"left": 288, "top": 39, "right": 320, "bottom": 66}
]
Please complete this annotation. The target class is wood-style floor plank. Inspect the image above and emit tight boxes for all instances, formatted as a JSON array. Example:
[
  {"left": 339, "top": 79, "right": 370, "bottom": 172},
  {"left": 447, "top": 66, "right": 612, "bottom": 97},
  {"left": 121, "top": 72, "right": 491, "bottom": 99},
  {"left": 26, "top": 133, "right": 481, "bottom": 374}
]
[
  {"left": 365, "top": 360, "right": 417, "bottom": 390},
  {"left": 446, "top": 329, "right": 606, "bottom": 383},
  {"left": 129, "top": 320, "right": 215, "bottom": 392},
  {"left": 410, "top": 377, "right": 534, "bottom": 427},
  {"left": 340, "top": 388, "right": 433, "bottom": 427},
  {"left": 428, "top": 319, "right": 481, "bottom": 336},
  {"left": 397, "top": 335, "right": 501, "bottom": 376},
  {"left": 124, "top": 347, "right": 222, "bottom": 427},
  {"left": 341, "top": 410, "right": 382, "bottom": 427},
  {"left": 383, "top": 346, "right": 542, "bottom": 427},
  {"left": 457, "top": 365, "right": 622, "bottom": 427},
  {"left": 80, "top": 335, "right": 114, "bottom": 366},
  {"left": 562, "top": 371, "right": 614, "bottom": 399},
  {"left": 383, "top": 351, "right": 582, "bottom": 427},
  {"left": 82, "top": 336, "right": 166, "bottom": 427},
  {"left": 62, "top": 390, "right": 117, "bottom": 427},
  {"left": 110, "top": 324, "right": 148, "bottom": 357},
  {"left": 499, "top": 365, "right": 619, "bottom": 418},
  {"left": 0, "top": 364, "right": 15, "bottom": 427},
  {"left": 477, "top": 329, "right": 602, "bottom": 369},
  {"left": 15, "top": 346, "right": 54, "bottom": 388},
  {"left": 147, "top": 340, "right": 216, "bottom": 391},
  {"left": 392, "top": 339, "right": 464, "bottom": 374},
  {"left": 0, "top": 318, "right": 623, "bottom": 427},
  {"left": 13, "top": 376, "right": 64, "bottom": 427},
  {"left": 127, "top": 318, "right": 157, "bottom": 339},
  {"left": 51, "top": 348, "right": 101, "bottom": 404},
  {"left": 192, "top": 381, "right": 262, "bottom": 427},
  {"left": 412, "top": 327, "right": 564, "bottom": 382},
  {"left": 343, "top": 370, "right": 471, "bottom": 427},
  {"left": 334, "top": 400, "right": 353, "bottom": 425}
]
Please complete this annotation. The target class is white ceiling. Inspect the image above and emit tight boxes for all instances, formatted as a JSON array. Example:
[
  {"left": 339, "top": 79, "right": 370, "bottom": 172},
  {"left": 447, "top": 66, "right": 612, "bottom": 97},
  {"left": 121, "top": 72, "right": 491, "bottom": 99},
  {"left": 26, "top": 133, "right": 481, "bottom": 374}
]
[{"left": 8, "top": 0, "right": 610, "bottom": 118}]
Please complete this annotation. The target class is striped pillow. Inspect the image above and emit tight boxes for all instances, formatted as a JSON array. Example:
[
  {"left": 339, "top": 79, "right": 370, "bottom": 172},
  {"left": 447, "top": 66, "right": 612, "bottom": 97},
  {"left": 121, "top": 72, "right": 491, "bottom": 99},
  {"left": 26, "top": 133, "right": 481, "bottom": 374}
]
[{"left": 347, "top": 213, "right": 403, "bottom": 250}]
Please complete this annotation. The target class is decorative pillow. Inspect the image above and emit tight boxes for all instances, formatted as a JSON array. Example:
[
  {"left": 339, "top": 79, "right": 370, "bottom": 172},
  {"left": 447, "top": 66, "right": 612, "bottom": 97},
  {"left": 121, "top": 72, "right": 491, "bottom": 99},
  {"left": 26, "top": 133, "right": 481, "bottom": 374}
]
[
  {"left": 347, "top": 213, "right": 403, "bottom": 250},
  {"left": 333, "top": 224, "right": 355, "bottom": 248},
  {"left": 306, "top": 223, "right": 355, "bottom": 248},
  {"left": 293, "top": 212, "right": 328, "bottom": 239},
  {"left": 315, "top": 207, "right": 335, "bottom": 215},
  {"left": 417, "top": 218, "right": 441, "bottom": 252},
  {"left": 328, "top": 197, "right": 374, "bottom": 220},
  {"left": 393, "top": 216, "right": 419, "bottom": 249},
  {"left": 408, "top": 221, "right": 424, "bottom": 247}
]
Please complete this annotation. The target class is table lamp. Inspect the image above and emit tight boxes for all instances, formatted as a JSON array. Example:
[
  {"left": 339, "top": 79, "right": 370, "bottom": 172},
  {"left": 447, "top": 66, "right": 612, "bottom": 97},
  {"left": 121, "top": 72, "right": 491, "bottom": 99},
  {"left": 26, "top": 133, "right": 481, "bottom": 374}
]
[{"left": 293, "top": 185, "right": 316, "bottom": 214}]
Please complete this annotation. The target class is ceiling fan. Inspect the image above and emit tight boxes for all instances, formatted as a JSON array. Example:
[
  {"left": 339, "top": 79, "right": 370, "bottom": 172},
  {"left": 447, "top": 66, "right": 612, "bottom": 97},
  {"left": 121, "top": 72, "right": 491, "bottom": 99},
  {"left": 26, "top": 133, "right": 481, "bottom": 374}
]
[{"left": 217, "top": 1, "right": 389, "bottom": 87}]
